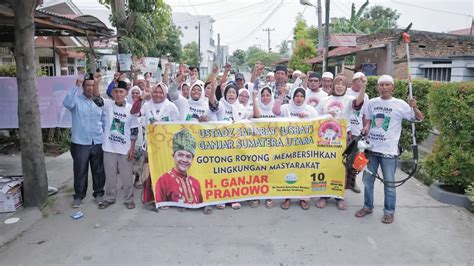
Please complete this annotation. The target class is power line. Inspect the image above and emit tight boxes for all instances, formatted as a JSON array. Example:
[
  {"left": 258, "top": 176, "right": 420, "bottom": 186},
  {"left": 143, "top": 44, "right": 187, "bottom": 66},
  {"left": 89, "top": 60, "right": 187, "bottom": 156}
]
[
  {"left": 228, "top": 0, "right": 285, "bottom": 44},
  {"left": 173, "top": 1, "right": 269, "bottom": 24},
  {"left": 390, "top": 0, "right": 472, "bottom": 17},
  {"left": 332, "top": 0, "right": 350, "bottom": 18},
  {"left": 283, "top": 5, "right": 307, "bottom": 41},
  {"left": 187, "top": 0, "right": 199, "bottom": 15},
  {"left": 168, "top": 1, "right": 222, "bottom": 8},
  {"left": 263, "top": 28, "right": 275, "bottom": 52}
]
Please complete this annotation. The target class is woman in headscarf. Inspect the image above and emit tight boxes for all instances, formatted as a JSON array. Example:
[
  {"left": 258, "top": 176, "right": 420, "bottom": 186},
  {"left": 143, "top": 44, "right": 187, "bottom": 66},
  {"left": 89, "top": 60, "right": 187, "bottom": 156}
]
[
  {"left": 273, "top": 86, "right": 318, "bottom": 210},
  {"left": 180, "top": 82, "right": 190, "bottom": 99},
  {"left": 209, "top": 82, "right": 248, "bottom": 122},
  {"left": 315, "top": 75, "right": 365, "bottom": 210},
  {"left": 247, "top": 85, "right": 277, "bottom": 209},
  {"left": 168, "top": 79, "right": 214, "bottom": 122},
  {"left": 131, "top": 82, "right": 180, "bottom": 124},
  {"left": 129, "top": 86, "right": 146, "bottom": 188},
  {"left": 253, "top": 85, "right": 276, "bottom": 119},
  {"left": 208, "top": 81, "right": 247, "bottom": 210},
  {"left": 273, "top": 87, "right": 318, "bottom": 119}
]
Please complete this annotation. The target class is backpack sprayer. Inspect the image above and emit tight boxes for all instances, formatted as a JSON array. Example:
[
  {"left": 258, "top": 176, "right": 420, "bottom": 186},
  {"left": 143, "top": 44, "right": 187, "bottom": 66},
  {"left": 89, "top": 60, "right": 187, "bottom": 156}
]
[{"left": 343, "top": 23, "right": 421, "bottom": 188}]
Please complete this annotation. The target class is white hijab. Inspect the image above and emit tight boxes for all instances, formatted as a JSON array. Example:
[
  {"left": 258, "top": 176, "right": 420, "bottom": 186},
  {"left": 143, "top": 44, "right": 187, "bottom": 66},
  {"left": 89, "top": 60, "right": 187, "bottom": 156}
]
[
  {"left": 219, "top": 84, "right": 246, "bottom": 121},
  {"left": 149, "top": 82, "right": 176, "bottom": 122},
  {"left": 287, "top": 87, "right": 308, "bottom": 116},
  {"left": 188, "top": 80, "right": 208, "bottom": 109},
  {"left": 258, "top": 86, "right": 275, "bottom": 113}
]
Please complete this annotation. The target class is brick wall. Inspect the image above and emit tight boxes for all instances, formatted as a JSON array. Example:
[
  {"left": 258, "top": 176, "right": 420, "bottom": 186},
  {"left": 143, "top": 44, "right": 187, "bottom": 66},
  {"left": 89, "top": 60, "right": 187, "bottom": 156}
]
[{"left": 357, "top": 29, "right": 474, "bottom": 79}]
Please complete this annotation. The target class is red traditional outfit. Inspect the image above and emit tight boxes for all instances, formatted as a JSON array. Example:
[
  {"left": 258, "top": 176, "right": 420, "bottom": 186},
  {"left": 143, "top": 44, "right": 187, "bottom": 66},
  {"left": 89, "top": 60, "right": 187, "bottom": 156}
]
[{"left": 155, "top": 168, "right": 203, "bottom": 204}]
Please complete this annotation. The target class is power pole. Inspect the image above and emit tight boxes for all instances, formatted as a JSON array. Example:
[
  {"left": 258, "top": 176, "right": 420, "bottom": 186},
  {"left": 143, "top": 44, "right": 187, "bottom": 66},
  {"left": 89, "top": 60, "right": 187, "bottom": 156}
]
[
  {"left": 470, "top": 17, "right": 473, "bottom": 36},
  {"left": 263, "top": 28, "right": 275, "bottom": 53},
  {"left": 198, "top": 21, "right": 201, "bottom": 68},
  {"left": 217, "top": 33, "right": 221, "bottom": 68},
  {"left": 317, "top": 0, "right": 323, "bottom": 50},
  {"left": 323, "top": 0, "right": 330, "bottom": 72}
]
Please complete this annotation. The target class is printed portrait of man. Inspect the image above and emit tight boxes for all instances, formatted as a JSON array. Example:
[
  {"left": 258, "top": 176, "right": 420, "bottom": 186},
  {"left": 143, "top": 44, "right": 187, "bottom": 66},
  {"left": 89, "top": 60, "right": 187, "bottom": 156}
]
[{"left": 155, "top": 128, "right": 203, "bottom": 204}]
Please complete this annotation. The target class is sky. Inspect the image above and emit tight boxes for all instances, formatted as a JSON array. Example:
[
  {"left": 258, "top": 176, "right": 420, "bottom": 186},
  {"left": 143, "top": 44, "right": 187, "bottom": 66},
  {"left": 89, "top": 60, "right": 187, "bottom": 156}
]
[{"left": 69, "top": 0, "right": 473, "bottom": 53}]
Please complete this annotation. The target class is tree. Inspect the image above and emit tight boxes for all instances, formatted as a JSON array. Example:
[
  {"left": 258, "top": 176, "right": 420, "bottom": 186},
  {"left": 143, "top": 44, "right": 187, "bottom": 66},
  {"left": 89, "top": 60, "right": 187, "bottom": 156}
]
[
  {"left": 99, "top": 0, "right": 181, "bottom": 64},
  {"left": 307, "top": 26, "right": 319, "bottom": 48},
  {"left": 245, "top": 49, "right": 281, "bottom": 69},
  {"left": 149, "top": 24, "right": 182, "bottom": 61},
  {"left": 361, "top": 5, "right": 400, "bottom": 32},
  {"left": 278, "top": 40, "right": 290, "bottom": 56},
  {"left": 12, "top": 0, "right": 48, "bottom": 206},
  {"left": 331, "top": 1, "right": 400, "bottom": 34},
  {"left": 288, "top": 16, "right": 317, "bottom": 73},
  {"left": 181, "top": 42, "right": 201, "bottom": 67},
  {"left": 229, "top": 49, "right": 246, "bottom": 67}
]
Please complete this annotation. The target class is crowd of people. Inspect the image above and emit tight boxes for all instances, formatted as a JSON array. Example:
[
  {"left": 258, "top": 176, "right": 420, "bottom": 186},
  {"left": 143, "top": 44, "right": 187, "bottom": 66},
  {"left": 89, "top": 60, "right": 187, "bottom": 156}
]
[{"left": 63, "top": 61, "right": 423, "bottom": 224}]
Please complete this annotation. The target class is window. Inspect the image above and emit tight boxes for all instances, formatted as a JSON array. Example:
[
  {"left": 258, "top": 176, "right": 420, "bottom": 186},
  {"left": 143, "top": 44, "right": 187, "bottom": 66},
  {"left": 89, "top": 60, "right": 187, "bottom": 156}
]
[
  {"left": 2, "top": 57, "right": 13, "bottom": 64},
  {"left": 39, "top": 56, "right": 54, "bottom": 64},
  {"left": 40, "top": 65, "right": 54, "bottom": 76},
  {"left": 68, "top": 66, "right": 75, "bottom": 75},
  {"left": 423, "top": 68, "right": 451, "bottom": 82},
  {"left": 67, "top": 58, "right": 75, "bottom": 64},
  {"left": 0, "top": 47, "right": 11, "bottom": 55}
]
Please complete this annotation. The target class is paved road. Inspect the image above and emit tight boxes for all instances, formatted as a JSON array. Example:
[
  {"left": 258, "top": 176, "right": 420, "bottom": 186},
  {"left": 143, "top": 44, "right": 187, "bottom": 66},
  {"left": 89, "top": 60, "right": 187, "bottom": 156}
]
[{"left": 0, "top": 152, "right": 472, "bottom": 264}]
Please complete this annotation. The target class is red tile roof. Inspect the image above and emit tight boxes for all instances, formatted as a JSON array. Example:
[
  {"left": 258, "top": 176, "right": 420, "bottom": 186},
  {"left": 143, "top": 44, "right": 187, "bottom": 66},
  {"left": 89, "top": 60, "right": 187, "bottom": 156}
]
[{"left": 307, "top": 46, "right": 360, "bottom": 64}]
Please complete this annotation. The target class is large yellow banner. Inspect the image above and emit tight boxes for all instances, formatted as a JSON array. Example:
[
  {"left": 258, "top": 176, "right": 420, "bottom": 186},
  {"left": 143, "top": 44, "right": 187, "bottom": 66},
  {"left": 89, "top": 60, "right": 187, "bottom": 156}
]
[{"left": 147, "top": 118, "right": 347, "bottom": 208}]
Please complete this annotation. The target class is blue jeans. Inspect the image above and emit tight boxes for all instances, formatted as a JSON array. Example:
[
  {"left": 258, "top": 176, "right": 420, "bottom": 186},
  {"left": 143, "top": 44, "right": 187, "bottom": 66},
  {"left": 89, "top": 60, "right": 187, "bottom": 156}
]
[{"left": 362, "top": 152, "right": 397, "bottom": 214}]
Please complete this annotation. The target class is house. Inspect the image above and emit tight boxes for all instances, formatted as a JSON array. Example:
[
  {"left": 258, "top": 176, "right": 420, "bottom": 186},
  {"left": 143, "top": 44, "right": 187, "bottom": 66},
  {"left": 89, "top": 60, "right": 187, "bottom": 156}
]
[
  {"left": 355, "top": 29, "right": 474, "bottom": 81},
  {"left": 308, "top": 33, "right": 361, "bottom": 76},
  {"left": 172, "top": 12, "right": 218, "bottom": 76},
  {"left": 0, "top": 0, "right": 114, "bottom": 76}
]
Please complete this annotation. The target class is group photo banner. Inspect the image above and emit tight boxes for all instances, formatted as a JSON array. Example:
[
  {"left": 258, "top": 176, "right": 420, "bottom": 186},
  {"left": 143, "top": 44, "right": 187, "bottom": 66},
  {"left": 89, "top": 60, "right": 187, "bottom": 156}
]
[
  {"left": 147, "top": 117, "right": 348, "bottom": 209},
  {"left": 0, "top": 76, "right": 76, "bottom": 129}
]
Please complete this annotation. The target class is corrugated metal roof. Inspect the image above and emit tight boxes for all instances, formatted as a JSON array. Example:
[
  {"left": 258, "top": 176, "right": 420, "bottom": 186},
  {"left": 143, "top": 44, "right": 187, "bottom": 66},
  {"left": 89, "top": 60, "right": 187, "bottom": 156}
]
[
  {"left": 307, "top": 46, "right": 360, "bottom": 64},
  {"left": 329, "top": 33, "right": 361, "bottom": 47}
]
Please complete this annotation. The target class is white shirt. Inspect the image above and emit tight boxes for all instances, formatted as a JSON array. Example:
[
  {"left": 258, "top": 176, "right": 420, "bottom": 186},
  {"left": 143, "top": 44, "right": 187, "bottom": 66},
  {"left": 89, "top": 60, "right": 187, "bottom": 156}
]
[
  {"left": 318, "top": 95, "right": 357, "bottom": 132},
  {"left": 347, "top": 87, "right": 369, "bottom": 136},
  {"left": 102, "top": 99, "right": 139, "bottom": 155},
  {"left": 280, "top": 104, "right": 318, "bottom": 119},
  {"left": 366, "top": 97, "right": 413, "bottom": 156},
  {"left": 140, "top": 100, "right": 180, "bottom": 125},
  {"left": 173, "top": 94, "right": 214, "bottom": 122},
  {"left": 305, "top": 89, "right": 328, "bottom": 109}
]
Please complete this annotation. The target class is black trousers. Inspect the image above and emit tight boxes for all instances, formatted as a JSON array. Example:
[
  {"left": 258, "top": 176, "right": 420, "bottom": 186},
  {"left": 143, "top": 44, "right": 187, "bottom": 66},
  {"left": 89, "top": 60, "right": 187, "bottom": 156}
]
[{"left": 70, "top": 143, "right": 105, "bottom": 200}]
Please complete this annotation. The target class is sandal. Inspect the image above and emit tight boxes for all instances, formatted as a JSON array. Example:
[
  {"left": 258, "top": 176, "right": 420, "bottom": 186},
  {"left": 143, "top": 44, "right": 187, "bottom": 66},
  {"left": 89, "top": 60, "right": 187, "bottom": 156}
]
[
  {"left": 381, "top": 213, "right": 394, "bottom": 224},
  {"left": 316, "top": 198, "right": 327, "bottom": 209},
  {"left": 216, "top": 204, "right": 225, "bottom": 210},
  {"left": 125, "top": 202, "right": 136, "bottom": 209},
  {"left": 249, "top": 200, "right": 260, "bottom": 208},
  {"left": 355, "top": 207, "right": 373, "bottom": 218},
  {"left": 280, "top": 199, "right": 291, "bottom": 210},
  {"left": 98, "top": 201, "right": 114, "bottom": 209},
  {"left": 134, "top": 181, "right": 143, "bottom": 189},
  {"left": 265, "top": 199, "right": 273, "bottom": 209},
  {"left": 231, "top": 202, "right": 241, "bottom": 210},
  {"left": 336, "top": 199, "right": 347, "bottom": 210},
  {"left": 299, "top": 200, "right": 310, "bottom": 210}
]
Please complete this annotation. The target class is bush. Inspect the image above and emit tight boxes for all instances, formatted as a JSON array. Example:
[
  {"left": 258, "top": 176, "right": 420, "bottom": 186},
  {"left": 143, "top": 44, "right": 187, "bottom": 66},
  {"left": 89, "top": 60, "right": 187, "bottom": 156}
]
[
  {"left": 425, "top": 82, "right": 474, "bottom": 191},
  {"left": 0, "top": 64, "right": 45, "bottom": 77},
  {"left": 366, "top": 77, "right": 432, "bottom": 153},
  {"left": 399, "top": 152, "right": 433, "bottom": 186}
]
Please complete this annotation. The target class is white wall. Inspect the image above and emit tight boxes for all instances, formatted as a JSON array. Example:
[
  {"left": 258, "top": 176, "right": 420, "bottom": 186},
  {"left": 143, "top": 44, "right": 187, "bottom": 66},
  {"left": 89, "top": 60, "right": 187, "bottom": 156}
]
[
  {"left": 411, "top": 56, "right": 474, "bottom": 82},
  {"left": 172, "top": 12, "right": 216, "bottom": 76}
]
